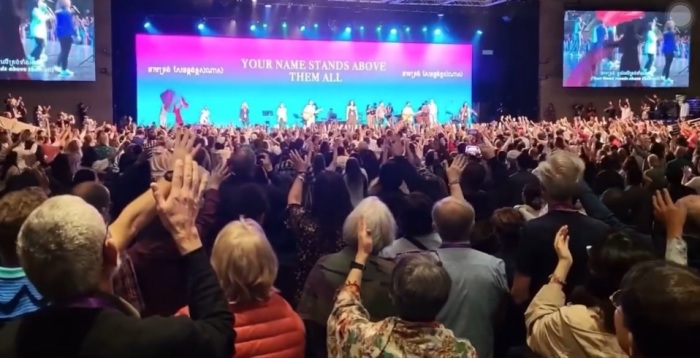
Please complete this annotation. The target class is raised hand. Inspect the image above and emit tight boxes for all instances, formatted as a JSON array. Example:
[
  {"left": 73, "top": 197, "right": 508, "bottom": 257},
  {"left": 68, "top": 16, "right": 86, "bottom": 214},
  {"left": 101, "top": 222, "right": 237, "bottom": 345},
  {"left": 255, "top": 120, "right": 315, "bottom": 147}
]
[
  {"left": 151, "top": 155, "right": 209, "bottom": 255},
  {"left": 553, "top": 225, "right": 572, "bottom": 263}
]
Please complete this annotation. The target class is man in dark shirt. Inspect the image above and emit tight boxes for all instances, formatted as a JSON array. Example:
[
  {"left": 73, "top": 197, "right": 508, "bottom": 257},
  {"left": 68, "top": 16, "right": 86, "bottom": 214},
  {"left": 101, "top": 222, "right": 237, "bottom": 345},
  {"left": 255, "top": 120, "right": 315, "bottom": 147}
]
[{"left": 502, "top": 153, "right": 539, "bottom": 207}]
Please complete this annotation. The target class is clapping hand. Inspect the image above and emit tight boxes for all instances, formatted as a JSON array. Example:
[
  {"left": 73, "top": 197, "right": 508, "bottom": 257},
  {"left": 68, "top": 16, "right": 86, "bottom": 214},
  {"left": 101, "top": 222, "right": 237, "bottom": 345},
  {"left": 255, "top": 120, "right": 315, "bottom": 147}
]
[
  {"left": 554, "top": 225, "right": 572, "bottom": 263},
  {"left": 151, "top": 155, "right": 209, "bottom": 255}
]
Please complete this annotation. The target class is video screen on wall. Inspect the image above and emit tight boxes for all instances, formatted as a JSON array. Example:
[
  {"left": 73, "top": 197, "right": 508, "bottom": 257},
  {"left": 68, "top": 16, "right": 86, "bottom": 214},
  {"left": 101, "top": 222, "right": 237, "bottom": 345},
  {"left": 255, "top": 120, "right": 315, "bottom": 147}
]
[
  {"left": 135, "top": 34, "right": 472, "bottom": 127},
  {"left": 563, "top": 10, "right": 691, "bottom": 88},
  {"left": 0, "top": 0, "right": 95, "bottom": 81}
]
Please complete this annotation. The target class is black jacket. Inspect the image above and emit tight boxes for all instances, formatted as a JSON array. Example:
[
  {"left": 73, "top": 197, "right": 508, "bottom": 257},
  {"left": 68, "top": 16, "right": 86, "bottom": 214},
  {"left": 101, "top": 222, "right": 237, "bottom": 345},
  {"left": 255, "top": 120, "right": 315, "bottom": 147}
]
[{"left": 0, "top": 249, "right": 234, "bottom": 358}]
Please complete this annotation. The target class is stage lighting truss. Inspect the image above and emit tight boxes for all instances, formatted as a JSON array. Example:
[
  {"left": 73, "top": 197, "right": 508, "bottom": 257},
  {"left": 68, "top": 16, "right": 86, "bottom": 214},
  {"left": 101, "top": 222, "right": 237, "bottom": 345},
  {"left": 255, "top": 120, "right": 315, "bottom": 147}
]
[{"left": 325, "top": 0, "right": 509, "bottom": 6}]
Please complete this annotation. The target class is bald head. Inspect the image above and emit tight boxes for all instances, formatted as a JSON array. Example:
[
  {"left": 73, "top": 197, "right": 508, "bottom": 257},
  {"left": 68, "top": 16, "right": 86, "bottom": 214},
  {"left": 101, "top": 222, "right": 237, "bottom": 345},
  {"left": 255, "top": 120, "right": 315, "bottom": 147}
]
[
  {"left": 432, "top": 197, "right": 475, "bottom": 243},
  {"left": 72, "top": 182, "right": 111, "bottom": 214},
  {"left": 648, "top": 154, "right": 660, "bottom": 167}
]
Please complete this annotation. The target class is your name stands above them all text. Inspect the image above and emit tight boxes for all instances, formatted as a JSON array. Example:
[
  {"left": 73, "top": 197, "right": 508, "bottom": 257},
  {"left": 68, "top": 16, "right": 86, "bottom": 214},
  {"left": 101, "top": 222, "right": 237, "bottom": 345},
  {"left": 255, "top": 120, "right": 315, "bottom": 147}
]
[{"left": 241, "top": 59, "right": 388, "bottom": 72}]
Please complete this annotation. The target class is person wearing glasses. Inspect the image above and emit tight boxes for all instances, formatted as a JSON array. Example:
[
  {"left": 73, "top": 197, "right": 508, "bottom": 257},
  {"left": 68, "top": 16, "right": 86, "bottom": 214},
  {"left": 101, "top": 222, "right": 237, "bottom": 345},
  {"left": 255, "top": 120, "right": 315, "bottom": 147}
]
[{"left": 524, "top": 226, "right": 654, "bottom": 358}]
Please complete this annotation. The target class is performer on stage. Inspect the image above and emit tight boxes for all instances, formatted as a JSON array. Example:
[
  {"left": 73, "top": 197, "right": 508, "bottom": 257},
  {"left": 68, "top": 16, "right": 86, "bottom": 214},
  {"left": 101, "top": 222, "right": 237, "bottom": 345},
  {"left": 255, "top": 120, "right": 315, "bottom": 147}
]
[
  {"left": 277, "top": 103, "right": 287, "bottom": 129},
  {"left": 346, "top": 100, "right": 358, "bottom": 125},
  {"left": 199, "top": 106, "right": 210, "bottom": 125},
  {"left": 459, "top": 102, "right": 477, "bottom": 126},
  {"left": 661, "top": 20, "right": 677, "bottom": 84},
  {"left": 54, "top": 0, "right": 75, "bottom": 77},
  {"left": 365, "top": 104, "right": 375, "bottom": 127},
  {"left": 386, "top": 103, "right": 394, "bottom": 123},
  {"left": 428, "top": 99, "right": 438, "bottom": 124},
  {"left": 159, "top": 105, "right": 167, "bottom": 127},
  {"left": 302, "top": 100, "right": 319, "bottom": 127},
  {"left": 376, "top": 101, "right": 386, "bottom": 125},
  {"left": 643, "top": 19, "right": 659, "bottom": 75},
  {"left": 401, "top": 102, "right": 414, "bottom": 122},
  {"left": 29, "top": 0, "right": 51, "bottom": 65},
  {"left": 173, "top": 97, "right": 188, "bottom": 126},
  {"left": 240, "top": 102, "right": 249, "bottom": 127}
]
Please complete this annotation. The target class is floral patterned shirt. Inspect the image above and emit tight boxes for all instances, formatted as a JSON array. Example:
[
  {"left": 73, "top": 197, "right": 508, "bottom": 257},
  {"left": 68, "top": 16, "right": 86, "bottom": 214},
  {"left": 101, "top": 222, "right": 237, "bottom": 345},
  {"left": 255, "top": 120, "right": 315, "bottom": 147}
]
[{"left": 327, "top": 283, "right": 478, "bottom": 358}]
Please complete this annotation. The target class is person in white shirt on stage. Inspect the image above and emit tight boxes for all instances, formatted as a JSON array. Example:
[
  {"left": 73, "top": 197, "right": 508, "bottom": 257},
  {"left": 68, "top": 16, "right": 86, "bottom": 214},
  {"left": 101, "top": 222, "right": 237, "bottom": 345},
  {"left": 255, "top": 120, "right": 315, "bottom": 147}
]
[
  {"left": 277, "top": 103, "right": 287, "bottom": 129},
  {"left": 428, "top": 99, "right": 438, "bottom": 124},
  {"left": 159, "top": 105, "right": 167, "bottom": 128},
  {"left": 29, "top": 0, "right": 51, "bottom": 65},
  {"left": 643, "top": 20, "right": 659, "bottom": 75},
  {"left": 346, "top": 100, "right": 358, "bottom": 125},
  {"left": 376, "top": 101, "right": 386, "bottom": 125},
  {"left": 401, "top": 102, "right": 414, "bottom": 122},
  {"left": 302, "top": 100, "right": 318, "bottom": 127},
  {"left": 199, "top": 107, "right": 210, "bottom": 125},
  {"left": 680, "top": 98, "right": 690, "bottom": 120}
]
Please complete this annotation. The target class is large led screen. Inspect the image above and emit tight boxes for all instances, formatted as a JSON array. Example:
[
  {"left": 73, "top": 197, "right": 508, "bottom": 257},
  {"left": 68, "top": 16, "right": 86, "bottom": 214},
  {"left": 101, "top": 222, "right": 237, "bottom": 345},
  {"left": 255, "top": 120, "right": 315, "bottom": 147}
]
[
  {"left": 564, "top": 10, "right": 691, "bottom": 88},
  {"left": 0, "top": 0, "right": 95, "bottom": 81},
  {"left": 136, "top": 34, "right": 473, "bottom": 126}
]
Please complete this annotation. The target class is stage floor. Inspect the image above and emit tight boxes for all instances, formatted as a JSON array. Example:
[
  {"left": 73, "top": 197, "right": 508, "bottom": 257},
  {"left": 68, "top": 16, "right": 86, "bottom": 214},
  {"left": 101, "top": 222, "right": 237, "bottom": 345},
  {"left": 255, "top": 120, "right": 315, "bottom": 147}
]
[
  {"left": 21, "top": 39, "right": 95, "bottom": 81},
  {"left": 563, "top": 49, "right": 690, "bottom": 87}
]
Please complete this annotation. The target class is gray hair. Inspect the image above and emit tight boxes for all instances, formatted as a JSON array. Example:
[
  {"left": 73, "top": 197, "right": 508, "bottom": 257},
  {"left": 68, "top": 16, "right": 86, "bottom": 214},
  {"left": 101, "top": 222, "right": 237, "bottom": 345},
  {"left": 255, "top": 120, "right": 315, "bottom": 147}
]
[
  {"left": 391, "top": 253, "right": 451, "bottom": 321},
  {"left": 18, "top": 195, "right": 107, "bottom": 301},
  {"left": 343, "top": 196, "right": 396, "bottom": 253},
  {"left": 535, "top": 150, "right": 585, "bottom": 202}
]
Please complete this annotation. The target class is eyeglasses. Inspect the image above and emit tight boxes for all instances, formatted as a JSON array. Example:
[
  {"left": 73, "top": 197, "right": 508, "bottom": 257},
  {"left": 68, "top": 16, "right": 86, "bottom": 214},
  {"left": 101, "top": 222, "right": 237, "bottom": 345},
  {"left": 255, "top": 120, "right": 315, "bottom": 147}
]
[
  {"left": 395, "top": 250, "right": 443, "bottom": 267},
  {"left": 609, "top": 289, "right": 622, "bottom": 308}
]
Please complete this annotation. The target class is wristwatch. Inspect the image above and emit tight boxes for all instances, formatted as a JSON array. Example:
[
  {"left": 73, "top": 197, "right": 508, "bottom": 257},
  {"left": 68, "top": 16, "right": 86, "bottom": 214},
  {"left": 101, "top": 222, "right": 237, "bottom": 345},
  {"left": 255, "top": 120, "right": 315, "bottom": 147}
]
[{"left": 349, "top": 261, "right": 365, "bottom": 271}]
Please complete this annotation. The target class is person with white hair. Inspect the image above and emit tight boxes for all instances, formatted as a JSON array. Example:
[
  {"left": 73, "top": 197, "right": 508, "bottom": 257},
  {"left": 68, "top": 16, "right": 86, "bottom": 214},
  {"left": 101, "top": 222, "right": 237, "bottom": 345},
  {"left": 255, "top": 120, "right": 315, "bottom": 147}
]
[
  {"left": 0, "top": 155, "right": 235, "bottom": 357},
  {"left": 511, "top": 151, "right": 610, "bottom": 306},
  {"left": 297, "top": 196, "right": 397, "bottom": 357},
  {"left": 327, "top": 215, "right": 477, "bottom": 357}
]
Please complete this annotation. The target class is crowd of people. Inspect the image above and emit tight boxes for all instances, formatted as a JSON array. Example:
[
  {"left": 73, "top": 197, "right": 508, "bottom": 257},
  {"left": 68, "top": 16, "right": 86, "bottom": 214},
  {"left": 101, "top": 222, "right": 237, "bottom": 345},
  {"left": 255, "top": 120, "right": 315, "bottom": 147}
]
[{"left": 0, "top": 106, "right": 697, "bottom": 357}]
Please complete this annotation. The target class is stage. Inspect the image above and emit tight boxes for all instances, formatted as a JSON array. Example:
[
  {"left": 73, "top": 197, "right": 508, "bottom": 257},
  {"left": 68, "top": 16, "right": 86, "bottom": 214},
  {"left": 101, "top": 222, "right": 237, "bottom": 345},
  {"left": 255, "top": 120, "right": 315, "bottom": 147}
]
[{"left": 21, "top": 40, "right": 95, "bottom": 81}]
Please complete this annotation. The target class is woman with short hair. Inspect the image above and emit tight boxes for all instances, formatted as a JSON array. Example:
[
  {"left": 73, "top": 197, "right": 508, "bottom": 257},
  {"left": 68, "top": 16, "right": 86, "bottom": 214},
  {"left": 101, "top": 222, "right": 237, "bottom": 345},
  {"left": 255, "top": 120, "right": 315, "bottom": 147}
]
[
  {"left": 327, "top": 215, "right": 477, "bottom": 357},
  {"left": 178, "top": 219, "right": 305, "bottom": 358}
]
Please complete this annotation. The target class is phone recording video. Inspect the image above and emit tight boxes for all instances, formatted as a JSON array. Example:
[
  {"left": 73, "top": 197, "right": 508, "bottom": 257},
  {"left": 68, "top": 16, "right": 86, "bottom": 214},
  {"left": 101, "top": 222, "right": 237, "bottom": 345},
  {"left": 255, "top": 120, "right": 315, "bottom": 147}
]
[{"left": 465, "top": 145, "right": 481, "bottom": 156}]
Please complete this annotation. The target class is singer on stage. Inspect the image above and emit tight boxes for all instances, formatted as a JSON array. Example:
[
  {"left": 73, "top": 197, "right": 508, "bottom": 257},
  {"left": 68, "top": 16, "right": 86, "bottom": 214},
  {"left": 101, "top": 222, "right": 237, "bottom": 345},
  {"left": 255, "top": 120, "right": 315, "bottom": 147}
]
[
  {"left": 277, "top": 103, "right": 287, "bottom": 129},
  {"left": 240, "top": 102, "right": 249, "bottom": 127},
  {"left": 54, "top": 0, "right": 75, "bottom": 77},
  {"left": 29, "top": 0, "right": 51, "bottom": 65}
]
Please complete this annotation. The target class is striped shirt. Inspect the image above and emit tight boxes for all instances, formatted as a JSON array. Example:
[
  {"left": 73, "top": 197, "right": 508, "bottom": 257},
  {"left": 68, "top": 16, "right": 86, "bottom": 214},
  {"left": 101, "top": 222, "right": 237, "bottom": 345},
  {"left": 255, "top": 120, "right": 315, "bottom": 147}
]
[{"left": 0, "top": 267, "right": 44, "bottom": 322}]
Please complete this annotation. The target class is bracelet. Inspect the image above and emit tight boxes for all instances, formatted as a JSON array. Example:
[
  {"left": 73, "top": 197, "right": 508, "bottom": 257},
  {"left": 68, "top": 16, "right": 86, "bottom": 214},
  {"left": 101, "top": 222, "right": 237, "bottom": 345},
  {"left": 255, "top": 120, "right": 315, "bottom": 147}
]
[
  {"left": 296, "top": 174, "right": 305, "bottom": 182},
  {"left": 448, "top": 180, "right": 460, "bottom": 186},
  {"left": 548, "top": 274, "right": 566, "bottom": 286}
]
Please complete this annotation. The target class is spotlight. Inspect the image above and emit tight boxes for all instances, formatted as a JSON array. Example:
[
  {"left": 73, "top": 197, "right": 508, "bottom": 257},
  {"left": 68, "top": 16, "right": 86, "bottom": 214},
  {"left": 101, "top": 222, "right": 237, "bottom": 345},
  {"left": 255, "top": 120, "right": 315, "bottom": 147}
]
[
  {"left": 390, "top": 28, "right": 397, "bottom": 34},
  {"left": 300, "top": 25, "right": 306, "bottom": 31},
  {"left": 143, "top": 21, "right": 151, "bottom": 29},
  {"left": 360, "top": 25, "right": 364, "bottom": 30},
  {"left": 197, "top": 22, "right": 205, "bottom": 30},
  {"left": 476, "top": 30, "right": 483, "bottom": 34},
  {"left": 434, "top": 28, "right": 442, "bottom": 35},
  {"left": 314, "top": 23, "right": 318, "bottom": 28},
  {"left": 438, "top": 13, "right": 444, "bottom": 17},
  {"left": 345, "top": 26, "right": 351, "bottom": 33},
  {"left": 263, "top": 23, "right": 267, "bottom": 28},
  {"left": 405, "top": 26, "right": 410, "bottom": 32},
  {"left": 282, "top": 22, "right": 287, "bottom": 28},
  {"left": 422, "top": 26, "right": 427, "bottom": 32},
  {"left": 265, "top": 4, "right": 271, "bottom": 8},
  {"left": 250, "top": 24, "right": 256, "bottom": 31},
  {"left": 376, "top": 25, "right": 382, "bottom": 31}
]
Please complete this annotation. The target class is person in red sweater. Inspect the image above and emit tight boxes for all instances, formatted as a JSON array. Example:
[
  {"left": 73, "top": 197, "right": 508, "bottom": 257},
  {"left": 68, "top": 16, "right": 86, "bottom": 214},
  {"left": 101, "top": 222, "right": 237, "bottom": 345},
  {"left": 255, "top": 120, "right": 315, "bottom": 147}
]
[{"left": 178, "top": 219, "right": 305, "bottom": 358}]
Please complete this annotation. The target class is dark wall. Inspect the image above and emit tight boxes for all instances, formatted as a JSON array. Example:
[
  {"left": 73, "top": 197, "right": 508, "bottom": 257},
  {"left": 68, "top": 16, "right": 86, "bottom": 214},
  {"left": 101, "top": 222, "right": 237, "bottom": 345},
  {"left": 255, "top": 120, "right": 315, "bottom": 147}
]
[
  {"left": 0, "top": 0, "right": 112, "bottom": 121},
  {"left": 539, "top": 0, "right": 700, "bottom": 119}
]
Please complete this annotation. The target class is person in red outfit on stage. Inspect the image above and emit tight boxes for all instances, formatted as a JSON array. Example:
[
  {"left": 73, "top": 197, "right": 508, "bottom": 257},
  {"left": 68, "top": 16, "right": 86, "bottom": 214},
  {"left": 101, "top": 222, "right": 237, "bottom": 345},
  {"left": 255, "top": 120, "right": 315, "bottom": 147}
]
[{"left": 173, "top": 97, "right": 189, "bottom": 126}]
